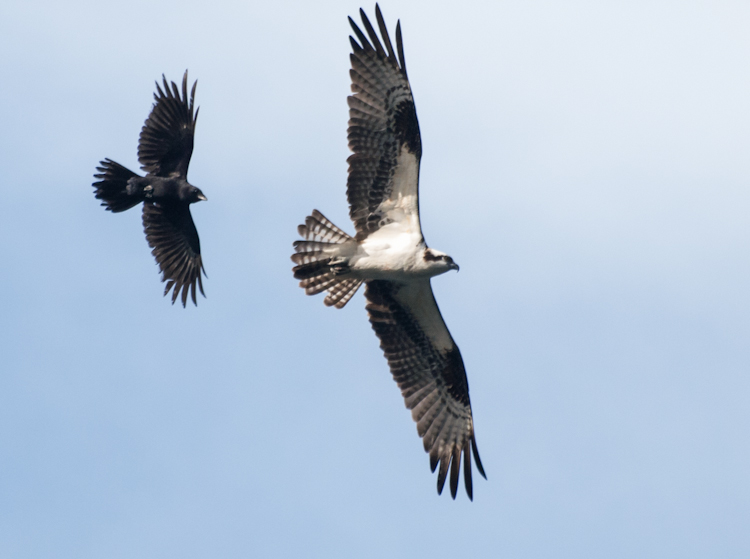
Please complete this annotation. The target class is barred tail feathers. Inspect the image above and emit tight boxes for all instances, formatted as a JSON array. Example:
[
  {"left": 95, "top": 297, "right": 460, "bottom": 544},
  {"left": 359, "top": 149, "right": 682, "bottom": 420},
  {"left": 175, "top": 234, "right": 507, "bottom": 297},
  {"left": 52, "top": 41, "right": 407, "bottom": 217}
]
[
  {"left": 297, "top": 209, "right": 352, "bottom": 243},
  {"left": 93, "top": 158, "right": 142, "bottom": 213},
  {"left": 324, "top": 278, "right": 363, "bottom": 308},
  {"left": 292, "top": 210, "right": 363, "bottom": 309}
]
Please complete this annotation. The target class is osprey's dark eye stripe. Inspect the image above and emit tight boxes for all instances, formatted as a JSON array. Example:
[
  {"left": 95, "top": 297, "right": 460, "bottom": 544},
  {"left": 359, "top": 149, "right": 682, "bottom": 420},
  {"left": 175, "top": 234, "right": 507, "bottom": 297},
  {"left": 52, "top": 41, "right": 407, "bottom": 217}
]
[{"left": 424, "top": 251, "right": 440, "bottom": 261}]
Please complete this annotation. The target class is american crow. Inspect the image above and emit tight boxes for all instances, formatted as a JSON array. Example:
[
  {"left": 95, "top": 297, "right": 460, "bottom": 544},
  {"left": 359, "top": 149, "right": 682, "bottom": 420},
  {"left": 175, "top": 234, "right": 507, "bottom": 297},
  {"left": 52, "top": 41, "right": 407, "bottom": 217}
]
[{"left": 93, "top": 71, "right": 207, "bottom": 307}]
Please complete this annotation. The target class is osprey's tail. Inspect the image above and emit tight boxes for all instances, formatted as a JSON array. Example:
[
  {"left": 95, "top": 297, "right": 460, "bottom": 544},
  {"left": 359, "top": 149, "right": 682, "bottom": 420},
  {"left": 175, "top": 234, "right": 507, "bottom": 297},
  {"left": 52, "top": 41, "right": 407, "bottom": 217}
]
[
  {"left": 93, "top": 158, "right": 142, "bottom": 213},
  {"left": 292, "top": 210, "right": 363, "bottom": 309}
]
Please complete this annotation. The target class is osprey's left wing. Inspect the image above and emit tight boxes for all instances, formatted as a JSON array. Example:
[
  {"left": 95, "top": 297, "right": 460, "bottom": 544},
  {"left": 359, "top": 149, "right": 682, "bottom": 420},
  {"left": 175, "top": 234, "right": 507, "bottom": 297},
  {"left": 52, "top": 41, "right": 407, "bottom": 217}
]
[
  {"left": 138, "top": 71, "right": 198, "bottom": 179},
  {"left": 365, "top": 279, "right": 486, "bottom": 499},
  {"left": 347, "top": 6, "right": 423, "bottom": 239}
]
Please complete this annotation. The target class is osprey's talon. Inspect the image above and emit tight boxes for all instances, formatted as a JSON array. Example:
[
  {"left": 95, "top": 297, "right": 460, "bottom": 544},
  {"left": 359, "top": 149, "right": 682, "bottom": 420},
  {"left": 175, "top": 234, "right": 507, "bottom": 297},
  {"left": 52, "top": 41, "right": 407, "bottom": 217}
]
[{"left": 329, "top": 256, "right": 350, "bottom": 275}]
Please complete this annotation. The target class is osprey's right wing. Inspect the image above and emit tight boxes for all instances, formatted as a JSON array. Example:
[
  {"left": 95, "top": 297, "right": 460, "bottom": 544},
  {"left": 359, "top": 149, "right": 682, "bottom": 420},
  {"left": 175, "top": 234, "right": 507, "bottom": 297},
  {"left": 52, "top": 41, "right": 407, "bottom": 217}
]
[{"left": 346, "top": 6, "right": 423, "bottom": 241}]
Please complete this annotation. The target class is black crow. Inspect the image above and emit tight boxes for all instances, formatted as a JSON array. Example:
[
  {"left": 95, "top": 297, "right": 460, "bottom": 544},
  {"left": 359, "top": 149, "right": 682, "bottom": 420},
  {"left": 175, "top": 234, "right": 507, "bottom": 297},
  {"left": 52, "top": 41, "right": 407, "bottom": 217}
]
[{"left": 93, "top": 71, "right": 207, "bottom": 306}]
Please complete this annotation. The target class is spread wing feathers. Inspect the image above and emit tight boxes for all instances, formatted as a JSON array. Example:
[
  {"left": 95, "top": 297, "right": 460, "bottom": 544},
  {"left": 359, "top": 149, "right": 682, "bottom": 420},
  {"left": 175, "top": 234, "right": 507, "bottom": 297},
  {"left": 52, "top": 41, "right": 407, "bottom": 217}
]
[
  {"left": 292, "top": 210, "right": 362, "bottom": 308},
  {"left": 138, "top": 71, "right": 198, "bottom": 178},
  {"left": 93, "top": 158, "right": 142, "bottom": 213},
  {"left": 142, "top": 202, "right": 206, "bottom": 307},
  {"left": 365, "top": 279, "right": 485, "bottom": 499},
  {"left": 347, "top": 5, "right": 422, "bottom": 239}
]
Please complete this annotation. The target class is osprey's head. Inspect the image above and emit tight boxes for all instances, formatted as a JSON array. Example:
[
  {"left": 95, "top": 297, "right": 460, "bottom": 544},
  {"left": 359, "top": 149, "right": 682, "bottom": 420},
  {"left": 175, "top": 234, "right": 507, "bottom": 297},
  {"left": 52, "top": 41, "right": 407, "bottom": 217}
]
[{"left": 423, "top": 248, "right": 459, "bottom": 274}]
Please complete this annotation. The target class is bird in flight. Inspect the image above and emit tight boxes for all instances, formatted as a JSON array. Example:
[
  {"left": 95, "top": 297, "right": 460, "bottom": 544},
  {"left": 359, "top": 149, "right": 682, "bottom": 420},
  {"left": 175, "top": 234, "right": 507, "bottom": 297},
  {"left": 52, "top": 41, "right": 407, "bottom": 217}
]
[
  {"left": 93, "top": 71, "right": 207, "bottom": 306},
  {"left": 292, "top": 5, "right": 485, "bottom": 499}
]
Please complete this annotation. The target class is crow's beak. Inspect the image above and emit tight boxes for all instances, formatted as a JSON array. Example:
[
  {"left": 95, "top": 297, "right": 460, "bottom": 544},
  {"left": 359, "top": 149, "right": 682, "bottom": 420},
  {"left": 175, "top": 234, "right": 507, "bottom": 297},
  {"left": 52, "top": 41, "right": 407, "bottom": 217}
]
[{"left": 197, "top": 193, "right": 207, "bottom": 201}]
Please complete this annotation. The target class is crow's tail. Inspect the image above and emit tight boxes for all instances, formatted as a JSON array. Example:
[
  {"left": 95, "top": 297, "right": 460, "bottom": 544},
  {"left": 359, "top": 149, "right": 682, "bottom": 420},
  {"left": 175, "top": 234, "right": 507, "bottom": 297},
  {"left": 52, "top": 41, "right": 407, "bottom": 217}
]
[{"left": 93, "top": 158, "right": 142, "bottom": 213}]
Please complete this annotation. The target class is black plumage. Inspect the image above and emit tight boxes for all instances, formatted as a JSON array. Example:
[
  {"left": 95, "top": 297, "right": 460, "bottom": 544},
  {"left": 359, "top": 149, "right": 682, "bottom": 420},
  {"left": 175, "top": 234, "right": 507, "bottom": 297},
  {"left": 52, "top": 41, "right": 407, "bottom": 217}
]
[{"left": 93, "top": 71, "right": 207, "bottom": 306}]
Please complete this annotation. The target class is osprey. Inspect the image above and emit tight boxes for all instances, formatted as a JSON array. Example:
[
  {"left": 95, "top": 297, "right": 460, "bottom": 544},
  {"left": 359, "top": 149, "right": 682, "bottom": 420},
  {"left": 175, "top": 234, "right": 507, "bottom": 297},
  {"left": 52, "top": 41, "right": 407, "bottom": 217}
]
[
  {"left": 292, "top": 5, "right": 485, "bottom": 499},
  {"left": 93, "top": 71, "right": 207, "bottom": 306}
]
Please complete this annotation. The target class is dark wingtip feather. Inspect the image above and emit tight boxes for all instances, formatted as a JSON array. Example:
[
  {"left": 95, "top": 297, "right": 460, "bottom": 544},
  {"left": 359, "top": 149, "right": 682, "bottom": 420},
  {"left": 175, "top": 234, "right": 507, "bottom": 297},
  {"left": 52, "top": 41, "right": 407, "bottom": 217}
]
[
  {"left": 162, "top": 74, "right": 172, "bottom": 99},
  {"left": 164, "top": 280, "right": 175, "bottom": 298},
  {"left": 472, "top": 433, "right": 487, "bottom": 479},
  {"left": 359, "top": 6, "right": 386, "bottom": 58},
  {"left": 374, "top": 4, "right": 396, "bottom": 63},
  {"left": 154, "top": 78, "right": 165, "bottom": 101},
  {"left": 436, "top": 456, "right": 450, "bottom": 496},
  {"left": 449, "top": 448, "right": 460, "bottom": 499},
  {"left": 464, "top": 442, "right": 474, "bottom": 501},
  {"left": 349, "top": 15, "right": 369, "bottom": 50},
  {"left": 190, "top": 75, "right": 199, "bottom": 125},
  {"left": 181, "top": 70, "right": 188, "bottom": 103},
  {"left": 162, "top": 74, "right": 173, "bottom": 100},
  {"left": 198, "top": 272, "right": 205, "bottom": 297},
  {"left": 396, "top": 21, "right": 407, "bottom": 76}
]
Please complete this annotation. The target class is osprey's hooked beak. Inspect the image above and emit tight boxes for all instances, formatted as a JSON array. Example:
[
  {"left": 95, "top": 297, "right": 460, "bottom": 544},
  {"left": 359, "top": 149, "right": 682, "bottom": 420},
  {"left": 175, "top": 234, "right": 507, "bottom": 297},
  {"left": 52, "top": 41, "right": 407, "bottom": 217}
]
[{"left": 450, "top": 261, "right": 460, "bottom": 272}]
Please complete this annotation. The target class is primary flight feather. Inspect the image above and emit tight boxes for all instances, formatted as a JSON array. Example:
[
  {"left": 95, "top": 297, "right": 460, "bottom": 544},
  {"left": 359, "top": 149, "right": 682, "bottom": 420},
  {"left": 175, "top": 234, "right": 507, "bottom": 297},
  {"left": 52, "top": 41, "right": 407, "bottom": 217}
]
[
  {"left": 93, "top": 71, "right": 207, "bottom": 306},
  {"left": 291, "top": 5, "right": 485, "bottom": 499}
]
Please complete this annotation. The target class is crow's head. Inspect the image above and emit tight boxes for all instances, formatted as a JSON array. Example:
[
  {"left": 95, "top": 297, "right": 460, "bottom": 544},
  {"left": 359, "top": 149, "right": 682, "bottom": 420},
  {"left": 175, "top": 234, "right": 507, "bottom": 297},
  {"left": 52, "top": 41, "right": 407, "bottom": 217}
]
[{"left": 188, "top": 186, "right": 207, "bottom": 203}]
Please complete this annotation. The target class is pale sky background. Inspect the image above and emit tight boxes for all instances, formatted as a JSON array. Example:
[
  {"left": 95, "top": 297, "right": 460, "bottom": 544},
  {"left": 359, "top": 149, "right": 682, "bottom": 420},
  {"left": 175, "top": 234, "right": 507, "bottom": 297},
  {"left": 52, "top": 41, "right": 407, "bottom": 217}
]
[{"left": 1, "top": 0, "right": 749, "bottom": 557}]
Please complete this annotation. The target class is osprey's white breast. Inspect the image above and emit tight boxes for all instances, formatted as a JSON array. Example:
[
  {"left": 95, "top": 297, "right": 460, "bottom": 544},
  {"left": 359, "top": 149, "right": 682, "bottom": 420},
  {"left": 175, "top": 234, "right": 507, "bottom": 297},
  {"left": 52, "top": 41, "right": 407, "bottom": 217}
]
[{"left": 349, "top": 220, "right": 436, "bottom": 281}]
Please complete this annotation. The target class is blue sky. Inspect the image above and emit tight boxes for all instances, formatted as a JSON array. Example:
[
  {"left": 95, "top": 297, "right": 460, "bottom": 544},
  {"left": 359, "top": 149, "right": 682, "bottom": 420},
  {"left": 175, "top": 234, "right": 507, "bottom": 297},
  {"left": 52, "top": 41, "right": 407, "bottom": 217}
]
[{"left": 1, "top": 0, "right": 749, "bottom": 557}]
